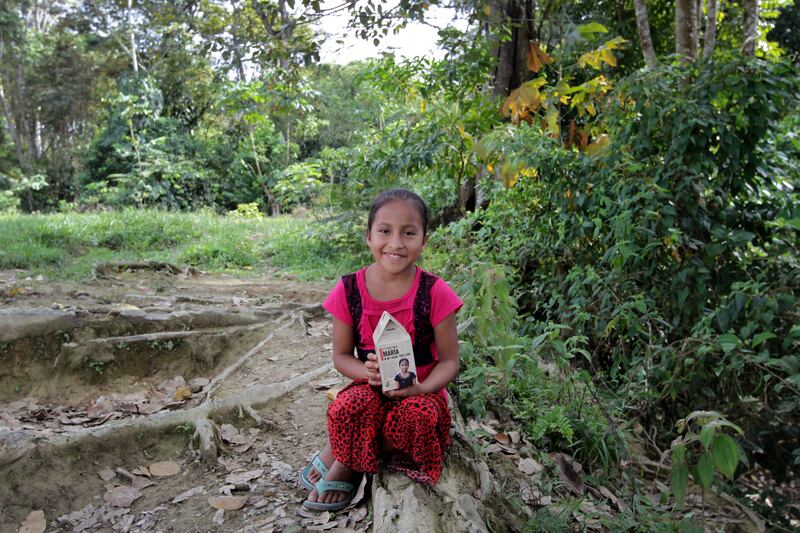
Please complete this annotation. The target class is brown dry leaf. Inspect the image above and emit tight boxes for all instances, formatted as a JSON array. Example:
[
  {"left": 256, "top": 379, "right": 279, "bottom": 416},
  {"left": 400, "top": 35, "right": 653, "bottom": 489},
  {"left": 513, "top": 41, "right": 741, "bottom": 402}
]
[
  {"left": 346, "top": 475, "right": 368, "bottom": 510},
  {"left": 233, "top": 442, "right": 253, "bottom": 453},
  {"left": 97, "top": 468, "right": 116, "bottom": 481},
  {"left": 347, "top": 506, "right": 368, "bottom": 527},
  {"left": 326, "top": 387, "right": 343, "bottom": 402},
  {"left": 493, "top": 432, "right": 511, "bottom": 445},
  {"left": 172, "top": 486, "right": 206, "bottom": 504},
  {"left": 103, "top": 486, "right": 142, "bottom": 508},
  {"left": 555, "top": 453, "right": 585, "bottom": 495},
  {"left": 518, "top": 458, "right": 544, "bottom": 476},
  {"left": 18, "top": 510, "right": 46, "bottom": 533},
  {"left": 131, "top": 475, "right": 155, "bottom": 490},
  {"left": 173, "top": 385, "right": 192, "bottom": 401},
  {"left": 219, "top": 424, "right": 242, "bottom": 443},
  {"left": 208, "top": 496, "right": 247, "bottom": 511},
  {"left": 225, "top": 469, "right": 263, "bottom": 485},
  {"left": 149, "top": 461, "right": 181, "bottom": 477},
  {"left": 131, "top": 466, "right": 151, "bottom": 477}
]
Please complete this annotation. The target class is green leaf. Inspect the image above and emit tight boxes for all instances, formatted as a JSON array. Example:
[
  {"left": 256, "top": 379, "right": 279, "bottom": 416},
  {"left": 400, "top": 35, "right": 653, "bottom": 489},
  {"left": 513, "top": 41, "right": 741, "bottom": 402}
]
[
  {"left": 671, "top": 461, "right": 689, "bottom": 507},
  {"left": 712, "top": 434, "right": 739, "bottom": 479},
  {"left": 716, "top": 333, "right": 741, "bottom": 354},
  {"left": 696, "top": 452, "right": 714, "bottom": 490},
  {"left": 699, "top": 424, "right": 715, "bottom": 449},
  {"left": 751, "top": 331, "right": 776, "bottom": 348},
  {"left": 671, "top": 441, "right": 686, "bottom": 463},
  {"left": 577, "top": 22, "right": 608, "bottom": 38}
]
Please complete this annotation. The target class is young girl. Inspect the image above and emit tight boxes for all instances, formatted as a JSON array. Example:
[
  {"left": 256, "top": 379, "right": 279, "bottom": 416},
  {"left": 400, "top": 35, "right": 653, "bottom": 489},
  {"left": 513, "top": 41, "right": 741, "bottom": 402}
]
[{"left": 301, "top": 189, "right": 462, "bottom": 511}]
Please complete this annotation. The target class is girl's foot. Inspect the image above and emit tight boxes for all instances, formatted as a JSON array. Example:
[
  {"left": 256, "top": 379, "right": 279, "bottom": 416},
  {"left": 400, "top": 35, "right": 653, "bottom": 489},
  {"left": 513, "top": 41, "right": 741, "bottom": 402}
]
[
  {"left": 306, "top": 460, "right": 359, "bottom": 505},
  {"left": 306, "top": 443, "right": 334, "bottom": 485}
]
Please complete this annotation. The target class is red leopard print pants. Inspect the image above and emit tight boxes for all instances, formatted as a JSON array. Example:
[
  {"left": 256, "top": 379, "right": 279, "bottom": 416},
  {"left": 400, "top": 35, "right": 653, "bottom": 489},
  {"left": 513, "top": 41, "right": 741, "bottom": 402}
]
[{"left": 327, "top": 379, "right": 451, "bottom": 484}]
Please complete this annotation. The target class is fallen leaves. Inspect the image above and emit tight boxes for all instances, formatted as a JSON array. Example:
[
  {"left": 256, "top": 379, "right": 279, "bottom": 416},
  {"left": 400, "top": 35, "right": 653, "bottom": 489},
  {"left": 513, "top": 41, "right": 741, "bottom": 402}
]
[
  {"left": 171, "top": 485, "right": 206, "bottom": 504},
  {"left": 18, "top": 510, "right": 46, "bottom": 533},
  {"left": 103, "top": 486, "right": 142, "bottom": 508},
  {"left": 224, "top": 469, "right": 263, "bottom": 485},
  {"left": 208, "top": 496, "right": 247, "bottom": 511},
  {"left": 555, "top": 453, "right": 585, "bottom": 495},
  {"left": 149, "top": 461, "right": 181, "bottom": 477}
]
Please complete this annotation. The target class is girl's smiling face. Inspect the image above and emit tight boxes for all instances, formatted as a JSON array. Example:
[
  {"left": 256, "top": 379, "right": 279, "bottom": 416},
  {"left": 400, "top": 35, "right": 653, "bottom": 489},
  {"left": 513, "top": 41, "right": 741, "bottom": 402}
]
[{"left": 366, "top": 199, "right": 427, "bottom": 277}]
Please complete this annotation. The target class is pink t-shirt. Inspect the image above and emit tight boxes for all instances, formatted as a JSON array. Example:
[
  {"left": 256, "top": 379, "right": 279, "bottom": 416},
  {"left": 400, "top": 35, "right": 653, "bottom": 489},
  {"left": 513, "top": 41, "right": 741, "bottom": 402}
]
[{"left": 323, "top": 266, "right": 462, "bottom": 389}]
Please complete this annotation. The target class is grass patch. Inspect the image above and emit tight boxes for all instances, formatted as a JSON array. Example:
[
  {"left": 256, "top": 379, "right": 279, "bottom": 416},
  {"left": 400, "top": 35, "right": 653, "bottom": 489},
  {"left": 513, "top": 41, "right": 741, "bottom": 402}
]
[{"left": 0, "top": 210, "right": 362, "bottom": 280}]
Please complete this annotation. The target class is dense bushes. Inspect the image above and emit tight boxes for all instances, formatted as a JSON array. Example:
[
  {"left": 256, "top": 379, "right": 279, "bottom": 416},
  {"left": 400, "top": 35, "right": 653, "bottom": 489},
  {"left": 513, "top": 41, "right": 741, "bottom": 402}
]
[{"left": 435, "top": 58, "right": 799, "bottom": 475}]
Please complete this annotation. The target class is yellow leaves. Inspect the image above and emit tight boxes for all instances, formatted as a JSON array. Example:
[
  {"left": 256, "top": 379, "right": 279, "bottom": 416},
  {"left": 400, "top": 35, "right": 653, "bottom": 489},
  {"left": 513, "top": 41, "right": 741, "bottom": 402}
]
[
  {"left": 545, "top": 105, "right": 560, "bottom": 136},
  {"left": 527, "top": 41, "right": 553, "bottom": 73},
  {"left": 492, "top": 162, "right": 538, "bottom": 189},
  {"left": 420, "top": 99, "right": 426, "bottom": 114},
  {"left": 578, "top": 37, "right": 628, "bottom": 70},
  {"left": 501, "top": 78, "right": 545, "bottom": 125},
  {"left": 483, "top": 4, "right": 492, "bottom": 16}
]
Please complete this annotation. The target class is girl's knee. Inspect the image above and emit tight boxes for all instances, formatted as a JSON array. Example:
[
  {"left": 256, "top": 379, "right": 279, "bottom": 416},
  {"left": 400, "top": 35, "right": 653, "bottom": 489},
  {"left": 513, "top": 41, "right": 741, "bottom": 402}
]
[{"left": 328, "top": 382, "right": 382, "bottom": 421}]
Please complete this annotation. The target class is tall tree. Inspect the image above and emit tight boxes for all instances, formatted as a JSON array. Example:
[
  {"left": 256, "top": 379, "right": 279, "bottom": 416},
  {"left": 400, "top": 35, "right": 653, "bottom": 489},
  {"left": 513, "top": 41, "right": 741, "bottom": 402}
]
[
  {"left": 703, "top": 0, "right": 718, "bottom": 58},
  {"left": 742, "top": 0, "right": 759, "bottom": 56},
  {"left": 633, "top": 0, "right": 657, "bottom": 68}
]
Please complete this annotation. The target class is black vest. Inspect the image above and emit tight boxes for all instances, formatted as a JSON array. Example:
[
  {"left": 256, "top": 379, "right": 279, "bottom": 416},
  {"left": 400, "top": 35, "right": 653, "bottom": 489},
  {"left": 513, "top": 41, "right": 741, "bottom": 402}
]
[{"left": 342, "top": 270, "right": 437, "bottom": 367}]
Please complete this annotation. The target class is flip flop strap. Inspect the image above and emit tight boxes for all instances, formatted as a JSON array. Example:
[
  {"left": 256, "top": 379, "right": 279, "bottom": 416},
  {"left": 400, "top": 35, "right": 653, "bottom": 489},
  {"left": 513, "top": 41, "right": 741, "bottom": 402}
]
[
  {"left": 312, "top": 454, "right": 329, "bottom": 478},
  {"left": 315, "top": 479, "right": 354, "bottom": 495}
]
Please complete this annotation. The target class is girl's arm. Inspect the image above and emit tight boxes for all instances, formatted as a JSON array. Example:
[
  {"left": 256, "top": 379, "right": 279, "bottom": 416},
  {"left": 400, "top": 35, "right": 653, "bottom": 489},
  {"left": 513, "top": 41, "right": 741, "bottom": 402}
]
[
  {"left": 385, "top": 312, "right": 459, "bottom": 398},
  {"left": 331, "top": 316, "right": 381, "bottom": 386}
]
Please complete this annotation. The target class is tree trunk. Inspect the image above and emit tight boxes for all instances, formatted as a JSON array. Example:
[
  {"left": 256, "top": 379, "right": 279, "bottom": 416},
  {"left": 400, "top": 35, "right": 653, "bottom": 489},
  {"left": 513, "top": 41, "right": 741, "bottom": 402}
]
[
  {"left": 491, "top": 0, "right": 536, "bottom": 97},
  {"left": 703, "top": 0, "right": 718, "bottom": 58},
  {"left": 742, "top": 0, "right": 759, "bottom": 56},
  {"left": 675, "top": 0, "right": 695, "bottom": 61},
  {"left": 633, "top": 0, "right": 658, "bottom": 68},
  {"left": 127, "top": 0, "right": 138, "bottom": 73},
  {"left": 690, "top": 0, "right": 700, "bottom": 58}
]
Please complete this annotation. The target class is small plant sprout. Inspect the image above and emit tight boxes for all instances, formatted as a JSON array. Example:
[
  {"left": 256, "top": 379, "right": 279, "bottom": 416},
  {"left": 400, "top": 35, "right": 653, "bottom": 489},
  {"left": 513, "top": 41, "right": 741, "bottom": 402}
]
[{"left": 670, "top": 411, "right": 748, "bottom": 515}]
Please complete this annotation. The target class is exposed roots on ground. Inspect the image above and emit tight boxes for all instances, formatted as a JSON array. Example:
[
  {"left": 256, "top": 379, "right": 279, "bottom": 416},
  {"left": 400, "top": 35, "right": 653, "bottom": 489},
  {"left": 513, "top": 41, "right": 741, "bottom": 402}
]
[
  {"left": 92, "top": 261, "right": 199, "bottom": 277},
  {"left": 0, "top": 362, "right": 333, "bottom": 468}
]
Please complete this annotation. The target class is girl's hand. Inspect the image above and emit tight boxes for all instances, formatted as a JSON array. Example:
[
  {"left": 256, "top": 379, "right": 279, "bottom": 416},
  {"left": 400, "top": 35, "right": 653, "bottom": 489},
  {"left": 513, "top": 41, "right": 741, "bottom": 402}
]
[
  {"left": 384, "top": 384, "right": 424, "bottom": 400},
  {"left": 365, "top": 352, "right": 382, "bottom": 387}
]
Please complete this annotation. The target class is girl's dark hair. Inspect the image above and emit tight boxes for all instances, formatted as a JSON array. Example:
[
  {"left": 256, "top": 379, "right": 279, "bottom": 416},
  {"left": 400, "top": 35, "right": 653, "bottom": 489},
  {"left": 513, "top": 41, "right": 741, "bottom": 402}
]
[{"left": 367, "top": 189, "right": 429, "bottom": 236}]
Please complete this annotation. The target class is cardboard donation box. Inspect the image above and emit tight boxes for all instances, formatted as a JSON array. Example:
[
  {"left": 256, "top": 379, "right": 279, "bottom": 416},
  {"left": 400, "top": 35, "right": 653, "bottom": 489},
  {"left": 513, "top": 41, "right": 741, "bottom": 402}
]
[{"left": 372, "top": 311, "right": 417, "bottom": 392}]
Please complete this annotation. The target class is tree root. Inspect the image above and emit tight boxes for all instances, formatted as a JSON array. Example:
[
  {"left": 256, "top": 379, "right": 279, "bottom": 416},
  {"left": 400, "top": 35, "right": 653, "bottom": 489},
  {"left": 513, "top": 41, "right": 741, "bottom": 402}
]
[
  {"left": 92, "top": 261, "right": 198, "bottom": 277},
  {"left": 0, "top": 363, "right": 333, "bottom": 468},
  {"left": 371, "top": 402, "right": 522, "bottom": 533},
  {"left": 204, "top": 314, "right": 298, "bottom": 400}
]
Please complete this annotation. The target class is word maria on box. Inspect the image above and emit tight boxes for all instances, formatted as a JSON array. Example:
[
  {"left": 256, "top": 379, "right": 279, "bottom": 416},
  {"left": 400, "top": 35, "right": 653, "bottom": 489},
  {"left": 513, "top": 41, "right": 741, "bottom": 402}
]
[{"left": 372, "top": 311, "right": 418, "bottom": 392}]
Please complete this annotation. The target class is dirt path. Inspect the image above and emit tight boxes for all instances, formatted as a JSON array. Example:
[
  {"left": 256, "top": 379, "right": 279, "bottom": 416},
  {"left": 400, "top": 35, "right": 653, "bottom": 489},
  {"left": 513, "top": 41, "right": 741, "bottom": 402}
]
[{"left": 0, "top": 268, "right": 361, "bottom": 532}]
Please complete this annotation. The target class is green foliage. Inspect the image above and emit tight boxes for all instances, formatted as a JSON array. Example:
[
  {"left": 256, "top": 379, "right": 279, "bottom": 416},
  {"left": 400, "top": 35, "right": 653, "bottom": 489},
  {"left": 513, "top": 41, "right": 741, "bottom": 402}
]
[
  {"left": 0, "top": 210, "right": 350, "bottom": 280},
  {"left": 670, "top": 411, "right": 748, "bottom": 511},
  {"left": 524, "top": 507, "right": 570, "bottom": 533},
  {"left": 451, "top": 263, "right": 626, "bottom": 473},
  {"left": 446, "top": 58, "right": 799, "bottom": 475}
]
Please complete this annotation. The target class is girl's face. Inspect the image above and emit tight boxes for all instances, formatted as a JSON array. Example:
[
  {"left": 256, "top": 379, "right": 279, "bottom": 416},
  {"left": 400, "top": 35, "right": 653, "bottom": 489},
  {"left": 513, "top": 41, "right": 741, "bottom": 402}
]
[
  {"left": 400, "top": 360, "right": 410, "bottom": 373},
  {"left": 367, "top": 199, "right": 427, "bottom": 277}
]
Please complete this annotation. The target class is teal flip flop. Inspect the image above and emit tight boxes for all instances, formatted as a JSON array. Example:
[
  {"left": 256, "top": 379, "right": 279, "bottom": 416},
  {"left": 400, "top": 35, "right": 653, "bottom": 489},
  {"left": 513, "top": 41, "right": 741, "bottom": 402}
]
[
  {"left": 302, "top": 478, "right": 357, "bottom": 511},
  {"left": 300, "top": 453, "right": 329, "bottom": 491}
]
